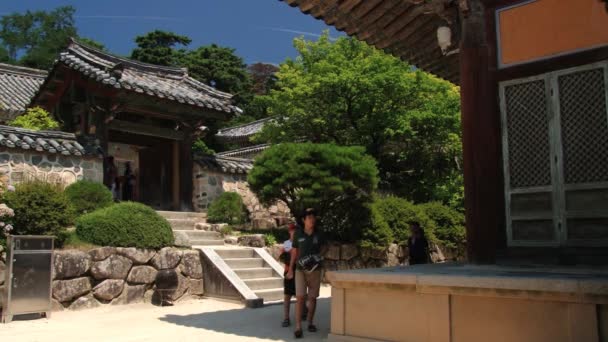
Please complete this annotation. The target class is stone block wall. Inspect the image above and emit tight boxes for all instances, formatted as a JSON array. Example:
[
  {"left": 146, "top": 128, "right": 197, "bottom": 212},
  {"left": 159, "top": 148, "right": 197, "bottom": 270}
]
[
  {"left": 0, "top": 247, "right": 204, "bottom": 312},
  {"left": 193, "top": 165, "right": 291, "bottom": 229},
  {"left": 0, "top": 149, "right": 102, "bottom": 187}
]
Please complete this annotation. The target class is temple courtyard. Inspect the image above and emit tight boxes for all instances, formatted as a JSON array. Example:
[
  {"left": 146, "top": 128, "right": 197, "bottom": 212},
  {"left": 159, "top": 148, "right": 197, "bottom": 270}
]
[{"left": 0, "top": 286, "right": 331, "bottom": 342}]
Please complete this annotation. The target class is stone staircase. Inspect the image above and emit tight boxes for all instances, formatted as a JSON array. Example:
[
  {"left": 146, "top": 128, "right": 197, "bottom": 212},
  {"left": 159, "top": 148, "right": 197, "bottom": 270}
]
[
  {"left": 199, "top": 247, "right": 285, "bottom": 306},
  {"left": 216, "top": 248, "right": 284, "bottom": 302},
  {"left": 157, "top": 211, "right": 224, "bottom": 247}
]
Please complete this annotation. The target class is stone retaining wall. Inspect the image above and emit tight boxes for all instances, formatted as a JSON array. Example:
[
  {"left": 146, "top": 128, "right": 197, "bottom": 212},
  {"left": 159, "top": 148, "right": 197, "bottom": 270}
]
[
  {"left": 192, "top": 165, "right": 291, "bottom": 229},
  {"left": 267, "top": 241, "right": 460, "bottom": 282},
  {"left": 0, "top": 247, "right": 204, "bottom": 311},
  {"left": 0, "top": 149, "right": 102, "bottom": 187}
]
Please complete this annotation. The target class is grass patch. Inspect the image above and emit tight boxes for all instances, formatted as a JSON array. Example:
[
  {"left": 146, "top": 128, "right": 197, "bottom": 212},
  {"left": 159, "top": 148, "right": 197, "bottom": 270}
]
[{"left": 60, "top": 230, "right": 98, "bottom": 251}]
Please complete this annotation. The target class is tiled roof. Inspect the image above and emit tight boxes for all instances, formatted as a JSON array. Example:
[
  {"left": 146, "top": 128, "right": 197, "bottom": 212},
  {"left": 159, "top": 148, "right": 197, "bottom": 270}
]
[
  {"left": 216, "top": 117, "right": 274, "bottom": 142},
  {"left": 194, "top": 154, "right": 253, "bottom": 174},
  {"left": 0, "top": 125, "right": 98, "bottom": 157},
  {"left": 38, "top": 38, "right": 241, "bottom": 115},
  {"left": 0, "top": 63, "right": 47, "bottom": 121},
  {"left": 216, "top": 143, "right": 270, "bottom": 159}
]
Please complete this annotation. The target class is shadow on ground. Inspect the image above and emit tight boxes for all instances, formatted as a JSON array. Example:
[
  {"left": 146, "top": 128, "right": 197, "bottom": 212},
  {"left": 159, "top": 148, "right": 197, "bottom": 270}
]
[{"left": 159, "top": 298, "right": 331, "bottom": 341}]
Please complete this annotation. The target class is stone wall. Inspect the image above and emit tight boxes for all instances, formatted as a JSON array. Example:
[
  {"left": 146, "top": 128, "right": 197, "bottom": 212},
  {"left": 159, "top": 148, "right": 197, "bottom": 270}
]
[
  {"left": 192, "top": 165, "right": 291, "bottom": 229},
  {"left": 267, "top": 241, "right": 456, "bottom": 282},
  {"left": 0, "top": 149, "right": 102, "bottom": 187},
  {"left": 0, "top": 247, "right": 204, "bottom": 311}
]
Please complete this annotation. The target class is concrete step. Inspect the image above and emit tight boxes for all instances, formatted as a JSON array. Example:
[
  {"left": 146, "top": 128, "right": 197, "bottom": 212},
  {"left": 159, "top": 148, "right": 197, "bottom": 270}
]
[
  {"left": 190, "top": 239, "right": 225, "bottom": 246},
  {"left": 254, "top": 288, "right": 284, "bottom": 302},
  {"left": 167, "top": 218, "right": 197, "bottom": 230},
  {"left": 233, "top": 267, "right": 274, "bottom": 279},
  {"left": 181, "top": 230, "right": 222, "bottom": 240},
  {"left": 157, "top": 211, "right": 207, "bottom": 220},
  {"left": 223, "top": 258, "right": 265, "bottom": 269},
  {"left": 244, "top": 277, "right": 283, "bottom": 290},
  {"left": 216, "top": 249, "right": 256, "bottom": 259}
]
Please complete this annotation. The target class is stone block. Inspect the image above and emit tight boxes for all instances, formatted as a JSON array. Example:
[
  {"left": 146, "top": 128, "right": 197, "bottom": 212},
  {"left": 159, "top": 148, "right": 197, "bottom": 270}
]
[
  {"left": 91, "top": 254, "right": 133, "bottom": 280},
  {"left": 89, "top": 247, "right": 116, "bottom": 261},
  {"left": 173, "top": 230, "right": 192, "bottom": 248},
  {"left": 52, "top": 277, "right": 92, "bottom": 302},
  {"left": 93, "top": 279, "right": 125, "bottom": 301},
  {"left": 150, "top": 247, "right": 182, "bottom": 269},
  {"left": 51, "top": 298, "right": 64, "bottom": 311},
  {"left": 252, "top": 218, "right": 276, "bottom": 229},
  {"left": 238, "top": 234, "right": 265, "bottom": 248},
  {"left": 188, "top": 278, "right": 204, "bottom": 296},
  {"left": 341, "top": 244, "right": 359, "bottom": 261},
  {"left": 116, "top": 247, "right": 156, "bottom": 264},
  {"left": 179, "top": 250, "right": 203, "bottom": 279},
  {"left": 127, "top": 266, "right": 158, "bottom": 284},
  {"left": 324, "top": 243, "right": 341, "bottom": 261},
  {"left": 68, "top": 294, "right": 100, "bottom": 311},
  {"left": 224, "top": 236, "right": 238, "bottom": 245},
  {"left": 112, "top": 284, "right": 147, "bottom": 305},
  {"left": 53, "top": 250, "right": 91, "bottom": 280},
  {"left": 167, "top": 272, "right": 189, "bottom": 301}
]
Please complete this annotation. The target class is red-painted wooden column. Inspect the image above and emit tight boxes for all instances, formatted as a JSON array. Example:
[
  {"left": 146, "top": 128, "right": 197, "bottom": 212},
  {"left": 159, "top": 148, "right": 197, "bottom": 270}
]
[{"left": 459, "top": 0, "right": 504, "bottom": 263}]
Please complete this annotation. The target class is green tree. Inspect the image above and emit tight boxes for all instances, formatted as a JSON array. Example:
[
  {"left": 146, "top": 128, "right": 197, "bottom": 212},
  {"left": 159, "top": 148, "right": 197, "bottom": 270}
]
[
  {"left": 10, "top": 107, "right": 59, "bottom": 130},
  {"left": 0, "top": 6, "right": 77, "bottom": 69},
  {"left": 248, "top": 143, "right": 378, "bottom": 241},
  {"left": 181, "top": 44, "right": 253, "bottom": 105},
  {"left": 131, "top": 30, "right": 191, "bottom": 66},
  {"left": 258, "top": 33, "right": 462, "bottom": 204}
]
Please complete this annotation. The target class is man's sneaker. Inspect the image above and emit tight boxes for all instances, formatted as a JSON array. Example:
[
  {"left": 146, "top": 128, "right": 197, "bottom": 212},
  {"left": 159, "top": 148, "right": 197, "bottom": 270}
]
[{"left": 281, "top": 319, "right": 290, "bottom": 327}]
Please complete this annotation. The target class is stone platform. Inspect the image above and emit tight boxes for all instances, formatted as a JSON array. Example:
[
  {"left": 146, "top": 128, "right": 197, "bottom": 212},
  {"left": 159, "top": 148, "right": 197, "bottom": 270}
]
[{"left": 327, "top": 263, "right": 608, "bottom": 342}]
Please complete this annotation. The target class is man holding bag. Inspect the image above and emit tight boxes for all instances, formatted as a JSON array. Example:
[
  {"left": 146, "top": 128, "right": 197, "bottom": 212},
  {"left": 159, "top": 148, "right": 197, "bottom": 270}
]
[{"left": 286, "top": 208, "right": 327, "bottom": 339}]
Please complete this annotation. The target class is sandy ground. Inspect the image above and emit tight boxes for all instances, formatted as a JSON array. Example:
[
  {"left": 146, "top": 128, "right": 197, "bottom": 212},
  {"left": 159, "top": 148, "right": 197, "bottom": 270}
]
[{"left": 0, "top": 286, "right": 331, "bottom": 342}]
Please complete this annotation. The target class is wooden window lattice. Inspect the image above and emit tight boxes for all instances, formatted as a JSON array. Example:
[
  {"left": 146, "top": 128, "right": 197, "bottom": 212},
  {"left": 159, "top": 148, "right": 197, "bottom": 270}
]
[
  {"left": 504, "top": 80, "right": 552, "bottom": 189},
  {"left": 559, "top": 68, "right": 608, "bottom": 185}
]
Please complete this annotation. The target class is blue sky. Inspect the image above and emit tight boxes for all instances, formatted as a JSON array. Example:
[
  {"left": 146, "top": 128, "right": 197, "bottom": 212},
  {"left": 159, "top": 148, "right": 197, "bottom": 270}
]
[{"left": 0, "top": 0, "right": 343, "bottom": 65}]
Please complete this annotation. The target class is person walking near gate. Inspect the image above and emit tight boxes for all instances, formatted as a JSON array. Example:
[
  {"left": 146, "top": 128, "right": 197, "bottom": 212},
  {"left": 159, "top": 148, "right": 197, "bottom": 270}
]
[{"left": 286, "top": 208, "right": 327, "bottom": 339}]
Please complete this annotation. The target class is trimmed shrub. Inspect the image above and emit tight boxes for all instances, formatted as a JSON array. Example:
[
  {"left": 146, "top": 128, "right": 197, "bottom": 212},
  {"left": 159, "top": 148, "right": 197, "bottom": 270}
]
[
  {"left": 360, "top": 205, "right": 393, "bottom": 250},
  {"left": 76, "top": 202, "right": 174, "bottom": 249},
  {"left": 65, "top": 180, "right": 113, "bottom": 216},
  {"left": 264, "top": 233, "right": 277, "bottom": 246},
  {"left": 3, "top": 181, "right": 74, "bottom": 242},
  {"left": 419, "top": 201, "right": 466, "bottom": 252},
  {"left": 207, "top": 192, "right": 248, "bottom": 224},
  {"left": 373, "top": 196, "right": 435, "bottom": 244}
]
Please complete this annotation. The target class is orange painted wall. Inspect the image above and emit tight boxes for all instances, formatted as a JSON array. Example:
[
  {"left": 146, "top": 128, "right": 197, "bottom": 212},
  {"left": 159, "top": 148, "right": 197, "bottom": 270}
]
[{"left": 498, "top": 0, "right": 608, "bottom": 66}]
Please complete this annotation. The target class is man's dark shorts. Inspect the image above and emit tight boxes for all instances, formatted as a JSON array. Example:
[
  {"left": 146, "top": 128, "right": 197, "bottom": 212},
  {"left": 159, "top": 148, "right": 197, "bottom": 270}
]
[{"left": 284, "top": 271, "right": 296, "bottom": 296}]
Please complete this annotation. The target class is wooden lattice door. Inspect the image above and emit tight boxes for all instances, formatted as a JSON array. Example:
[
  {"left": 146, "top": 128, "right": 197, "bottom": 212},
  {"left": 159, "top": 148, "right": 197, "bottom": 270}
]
[{"left": 500, "top": 61, "right": 608, "bottom": 247}]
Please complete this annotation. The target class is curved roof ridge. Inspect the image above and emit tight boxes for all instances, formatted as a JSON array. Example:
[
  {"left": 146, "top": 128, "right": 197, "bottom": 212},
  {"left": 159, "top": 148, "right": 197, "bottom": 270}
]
[
  {"left": 70, "top": 38, "right": 188, "bottom": 77},
  {"left": 0, "top": 63, "right": 48, "bottom": 78},
  {"left": 217, "top": 116, "right": 275, "bottom": 134}
]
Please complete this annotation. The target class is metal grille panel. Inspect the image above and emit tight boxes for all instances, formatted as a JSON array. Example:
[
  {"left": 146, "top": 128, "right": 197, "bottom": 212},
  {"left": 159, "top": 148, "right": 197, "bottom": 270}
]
[
  {"left": 505, "top": 80, "right": 552, "bottom": 188},
  {"left": 559, "top": 68, "right": 608, "bottom": 184}
]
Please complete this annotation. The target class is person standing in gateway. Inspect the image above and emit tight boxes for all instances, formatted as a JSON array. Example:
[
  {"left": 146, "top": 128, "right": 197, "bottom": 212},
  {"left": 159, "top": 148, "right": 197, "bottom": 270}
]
[{"left": 286, "top": 208, "right": 327, "bottom": 339}]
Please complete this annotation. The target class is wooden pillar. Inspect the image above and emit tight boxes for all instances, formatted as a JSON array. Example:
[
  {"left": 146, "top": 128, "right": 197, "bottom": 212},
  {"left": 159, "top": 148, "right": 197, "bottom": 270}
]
[
  {"left": 172, "top": 140, "right": 180, "bottom": 211},
  {"left": 459, "top": 0, "right": 503, "bottom": 264},
  {"left": 179, "top": 132, "right": 194, "bottom": 212}
]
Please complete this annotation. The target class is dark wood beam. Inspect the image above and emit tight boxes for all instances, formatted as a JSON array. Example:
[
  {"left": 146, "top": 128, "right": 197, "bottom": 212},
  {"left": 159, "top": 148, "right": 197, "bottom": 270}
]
[{"left": 109, "top": 120, "right": 185, "bottom": 140}]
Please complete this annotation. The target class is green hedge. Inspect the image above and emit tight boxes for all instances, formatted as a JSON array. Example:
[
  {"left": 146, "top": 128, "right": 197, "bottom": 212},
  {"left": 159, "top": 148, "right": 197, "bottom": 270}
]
[
  {"left": 3, "top": 181, "right": 74, "bottom": 243},
  {"left": 372, "top": 196, "right": 435, "bottom": 244},
  {"left": 419, "top": 201, "right": 466, "bottom": 252},
  {"left": 65, "top": 180, "right": 114, "bottom": 216},
  {"left": 76, "top": 202, "right": 173, "bottom": 249},
  {"left": 208, "top": 192, "right": 248, "bottom": 224}
]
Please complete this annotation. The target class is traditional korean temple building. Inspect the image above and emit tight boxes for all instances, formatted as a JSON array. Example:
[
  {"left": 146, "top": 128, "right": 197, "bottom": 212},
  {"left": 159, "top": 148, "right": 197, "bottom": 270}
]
[
  {"left": 27, "top": 38, "right": 240, "bottom": 211},
  {"left": 215, "top": 117, "right": 273, "bottom": 159},
  {"left": 282, "top": 0, "right": 608, "bottom": 341},
  {"left": 0, "top": 63, "right": 47, "bottom": 122}
]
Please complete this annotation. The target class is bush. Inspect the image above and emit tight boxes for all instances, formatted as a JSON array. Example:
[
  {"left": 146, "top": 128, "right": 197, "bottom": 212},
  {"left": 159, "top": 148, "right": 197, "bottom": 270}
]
[
  {"left": 3, "top": 181, "right": 74, "bottom": 242},
  {"left": 9, "top": 106, "right": 59, "bottom": 131},
  {"left": 220, "top": 225, "right": 234, "bottom": 236},
  {"left": 65, "top": 180, "right": 113, "bottom": 216},
  {"left": 76, "top": 202, "right": 174, "bottom": 249},
  {"left": 373, "top": 196, "right": 435, "bottom": 244},
  {"left": 207, "top": 192, "right": 248, "bottom": 224},
  {"left": 360, "top": 205, "right": 393, "bottom": 250},
  {"left": 264, "top": 233, "right": 277, "bottom": 246},
  {"left": 419, "top": 201, "right": 466, "bottom": 252}
]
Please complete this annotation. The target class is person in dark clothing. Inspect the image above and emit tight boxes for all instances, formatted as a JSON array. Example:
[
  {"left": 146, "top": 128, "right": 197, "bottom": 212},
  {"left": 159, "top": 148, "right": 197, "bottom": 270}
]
[
  {"left": 122, "top": 162, "right": 134, "bottom": 201},
  {"left": 407, "top": 221, "right": 429, "bottom": 265}
]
